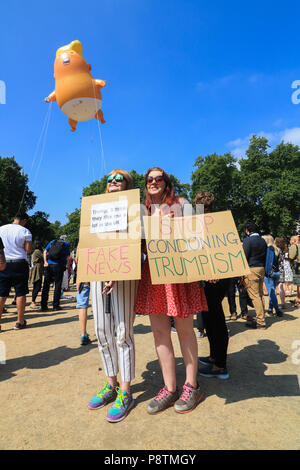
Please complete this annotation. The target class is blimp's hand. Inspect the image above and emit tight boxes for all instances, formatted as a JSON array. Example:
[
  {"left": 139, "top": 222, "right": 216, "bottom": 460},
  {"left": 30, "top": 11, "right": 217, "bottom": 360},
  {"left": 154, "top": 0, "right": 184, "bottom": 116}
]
[{"left": 44, "top": 91, "right": 56, "bottom": 102}]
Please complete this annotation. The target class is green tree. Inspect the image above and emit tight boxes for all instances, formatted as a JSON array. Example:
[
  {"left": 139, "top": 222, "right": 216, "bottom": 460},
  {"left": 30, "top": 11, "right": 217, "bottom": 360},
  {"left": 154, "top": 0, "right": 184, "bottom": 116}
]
[
  {"left": 191, "top": 152, "right": 239, "bottom": 211},
  {"left": 60, "top": 208, "right": 81, "bottom": 251},
  {"left": 239, "top": 136, "right": 300, "bottom": 237},
  {"left": 0, "top": 156, "right": 36, "bottom": 225},
  {"left": 26, "top": 211, "right": 59, "bottom": 247}
]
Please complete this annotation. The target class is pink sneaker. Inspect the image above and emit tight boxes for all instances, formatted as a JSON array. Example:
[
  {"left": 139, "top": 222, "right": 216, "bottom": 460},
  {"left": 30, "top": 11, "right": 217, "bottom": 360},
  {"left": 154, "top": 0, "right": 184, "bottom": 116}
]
[
  {"left": 147, "top": 386, "right": 179, "bottom": 414},
  {"left": 174, "top": 383, "right": 204, "bottom": 413}
]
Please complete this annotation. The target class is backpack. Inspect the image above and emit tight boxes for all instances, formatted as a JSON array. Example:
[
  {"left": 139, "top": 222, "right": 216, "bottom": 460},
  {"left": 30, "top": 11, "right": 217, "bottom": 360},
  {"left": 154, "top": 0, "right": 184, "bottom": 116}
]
[
  {"left": 47, "top": 239, "right": 65, "bottom": 262},
  {"left": 265, "top": 246, "right": 275, "bottom": 277},
  {"left": 292, "top": 244, "right": 300, "bottom": 275}
]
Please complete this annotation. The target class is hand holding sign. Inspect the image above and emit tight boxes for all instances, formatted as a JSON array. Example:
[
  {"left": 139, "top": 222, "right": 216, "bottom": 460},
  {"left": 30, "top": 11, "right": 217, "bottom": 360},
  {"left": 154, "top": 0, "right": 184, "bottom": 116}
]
[
  {"left": 77, "top": 189, "right": 141, "bottom": 283},
  {"left": 143, "top": 211, "right": 250, "bottom": 285}
]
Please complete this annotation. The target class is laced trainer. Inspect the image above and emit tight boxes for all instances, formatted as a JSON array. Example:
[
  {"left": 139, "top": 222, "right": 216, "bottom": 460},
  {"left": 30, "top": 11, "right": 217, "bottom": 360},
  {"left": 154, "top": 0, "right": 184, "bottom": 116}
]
[
  {"left": 174, "top": 382, "right": 203, "bottom": 414},
  {"left": 147, "top": 386, "right": 179, "bottom": 414},
  {"left": 106, "top": 387, "right": 135, "bottom": 423},
  {"left": 88, "top": 380, "right": 118, "bottom": 410}
]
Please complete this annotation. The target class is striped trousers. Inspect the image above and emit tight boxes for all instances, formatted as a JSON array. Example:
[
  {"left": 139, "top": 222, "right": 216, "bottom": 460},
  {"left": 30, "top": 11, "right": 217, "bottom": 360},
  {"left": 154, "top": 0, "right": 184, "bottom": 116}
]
[{"left": 90, "top": 280, "right": 138, "bottom": 383}]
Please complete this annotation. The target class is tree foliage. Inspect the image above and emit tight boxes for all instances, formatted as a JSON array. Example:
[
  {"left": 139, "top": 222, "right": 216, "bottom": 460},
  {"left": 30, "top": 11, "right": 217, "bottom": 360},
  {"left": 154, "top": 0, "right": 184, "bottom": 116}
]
[
  {"left": 2, "top": 138, "right": 299, "bottom": 248},
  {"left": 191, "top": 136, "right": 300, "bottom": 237},
  {"left": 0, "top": 156, "right": 36, "bottom": 225},
  {"left": 191, "top": 152, "right": 239, "bottom": 211},
  {"left": 26, "top": 211, "right": 60, "bottom": 247}
]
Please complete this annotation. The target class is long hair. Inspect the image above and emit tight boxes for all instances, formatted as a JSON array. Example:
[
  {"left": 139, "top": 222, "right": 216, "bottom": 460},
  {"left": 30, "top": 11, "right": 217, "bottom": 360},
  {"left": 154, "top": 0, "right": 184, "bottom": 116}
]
[
  {"left": 262, "top": 234, "right": 280, "bottom": 256},
  {"left": 144, "top": 167, "right": 179, "bottom": 215},
  {"left": 275, "top": 237, "right": 287, "bottom": 253},
  {"left": 105, "top": 169, "right": 133, "bottom": 193}
]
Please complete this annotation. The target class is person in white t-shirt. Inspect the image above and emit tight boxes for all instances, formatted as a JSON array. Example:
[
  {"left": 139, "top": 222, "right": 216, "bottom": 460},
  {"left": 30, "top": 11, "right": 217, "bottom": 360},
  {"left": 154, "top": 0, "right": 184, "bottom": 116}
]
[{"left": 0, "top": 212, "right": 32, "bottom": 331}]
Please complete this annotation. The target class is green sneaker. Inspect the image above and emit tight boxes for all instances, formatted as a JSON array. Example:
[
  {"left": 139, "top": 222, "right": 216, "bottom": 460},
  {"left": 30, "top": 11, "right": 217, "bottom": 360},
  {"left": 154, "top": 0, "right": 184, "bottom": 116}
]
[
  {"left": 106, "top": 387, "right": 135, "bottom": 423},
  {"left": 88, "top": 381, "right": 118, "bottom": 410}
]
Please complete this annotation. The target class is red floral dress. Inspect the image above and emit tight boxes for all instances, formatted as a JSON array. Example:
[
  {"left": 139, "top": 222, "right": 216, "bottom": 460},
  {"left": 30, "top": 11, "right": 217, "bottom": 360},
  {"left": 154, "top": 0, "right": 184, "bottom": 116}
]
[
  {"left": 135, "top": 199, "right": 208, "bottom": 318},
  {"left": 135, "top": 259, "right": 208, "bottom": 318}
]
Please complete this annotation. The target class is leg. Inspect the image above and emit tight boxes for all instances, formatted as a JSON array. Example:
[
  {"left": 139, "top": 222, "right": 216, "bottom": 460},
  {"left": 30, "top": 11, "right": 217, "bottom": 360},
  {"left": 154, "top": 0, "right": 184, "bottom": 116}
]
[
  {"left": 245, "top": 268, "right": 266, "bottom": 326},
  {"left": 196, "top": 311, "right": 205, "bottom": 332},
  {"left": 16, "top": 295, "right": 26, "bottom": 324},
  {"left": 203, "top": 280, "right": 229, "bottom": 369},
  {"left": 238, "top": 285, "right": 248, "bottom": 316},
  {"left": 68, "top": 118, "right": 77, "bottom": 132},
  {"left": 296, "top": 286, "right": 300, "bottom": 305},
  {"left": 111, "top": 280, "right": 137, "bottom": 393},
  {"left": 227, "top": 277, "right": 237, "bottom": 316},
  {"left": 31, "top": 279, "right": 42, "bottom": 304},
  {"left": 90, "top": 281, "right": 119, "bottom": 382},
  {"left": 174, "top": 315, "right": 198, "bottom": 387},
  {"left": 95, "top": 108, "right": 106, "bottom": 124},
  {"left": 0, "top": 297, "right": 7, "bottom": 323},
  {"left": 79, "top": 308, "right": 88, "bottom": 336},
  {"left": 52, "top": 265, "right": 64, "bottom": 308},
  {"left": 41, "top": 267, "right": 52, "bottom": 309},
  {"left": 264, "top": 277, "right": 273, "bottom": 311},
  {"left": 149, "top": 313, "right": 176, "bottom": 392}
]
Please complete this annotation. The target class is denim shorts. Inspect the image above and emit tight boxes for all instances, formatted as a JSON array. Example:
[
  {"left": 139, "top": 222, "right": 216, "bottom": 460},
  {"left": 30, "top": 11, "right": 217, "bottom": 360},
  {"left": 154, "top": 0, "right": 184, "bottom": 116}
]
[
  {"left": 0, "top": 260, "right": 29, "bottom": 297},
  {"left": 76, "top": 283, "right": 90, "bottom": 308}
]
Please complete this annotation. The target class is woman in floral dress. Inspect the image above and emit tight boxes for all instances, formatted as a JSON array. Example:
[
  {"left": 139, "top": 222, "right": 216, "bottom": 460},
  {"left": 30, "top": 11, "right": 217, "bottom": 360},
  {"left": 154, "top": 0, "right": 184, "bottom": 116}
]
[{"left": 135, "top": 167, "right": 208, "bottom": 414}]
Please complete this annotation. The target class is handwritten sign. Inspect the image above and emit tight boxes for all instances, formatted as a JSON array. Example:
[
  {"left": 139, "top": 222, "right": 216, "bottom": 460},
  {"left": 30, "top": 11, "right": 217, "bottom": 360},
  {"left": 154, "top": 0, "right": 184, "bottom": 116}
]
[
  {"left": 90, "top": 200, "right": 128, "bottom": 233},
  {"left": 77, "top": 189, "right": 141, "bottom": 282},
  {"left": 143, "top": 211, "right": 250, "bottom": 284}
]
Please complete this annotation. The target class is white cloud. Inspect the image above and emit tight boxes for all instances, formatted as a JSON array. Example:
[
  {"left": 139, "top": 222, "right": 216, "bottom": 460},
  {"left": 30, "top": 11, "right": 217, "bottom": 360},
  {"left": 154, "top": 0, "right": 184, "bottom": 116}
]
[
  {"left": 281, "top": 127, "right": 300, "bottom": 145},
  {"left": 227, "top": 127, "right": 300, "bottom": 158},
  {"left": 196, "top": 74, "right": 239, "bottom": 92}
]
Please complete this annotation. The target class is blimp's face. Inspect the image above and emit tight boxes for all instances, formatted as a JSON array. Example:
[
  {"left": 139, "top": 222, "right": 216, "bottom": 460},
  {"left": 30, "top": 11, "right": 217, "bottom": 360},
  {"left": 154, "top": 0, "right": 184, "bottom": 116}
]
[{"left": 54, "top": 51, "right": 91, "bottom": 78}]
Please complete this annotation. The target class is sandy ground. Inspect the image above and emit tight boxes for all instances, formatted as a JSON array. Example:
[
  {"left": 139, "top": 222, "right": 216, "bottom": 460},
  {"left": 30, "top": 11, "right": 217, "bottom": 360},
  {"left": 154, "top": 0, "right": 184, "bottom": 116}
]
[{"left": 0, "top": 284, "right": 299, "bottom": 451}]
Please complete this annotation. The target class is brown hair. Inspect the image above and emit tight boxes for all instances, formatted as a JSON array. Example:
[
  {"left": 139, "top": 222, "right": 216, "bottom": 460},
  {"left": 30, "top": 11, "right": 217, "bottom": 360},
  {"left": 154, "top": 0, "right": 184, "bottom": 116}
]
[
  {"left": 275, "top": 237, "right": 287, "bottom": 252},
  {"left": 193, "top": 191, "right": 215, "bottom": 213},
  {"left": 106, "top": 169, "right": 134, "bottom": 193}
]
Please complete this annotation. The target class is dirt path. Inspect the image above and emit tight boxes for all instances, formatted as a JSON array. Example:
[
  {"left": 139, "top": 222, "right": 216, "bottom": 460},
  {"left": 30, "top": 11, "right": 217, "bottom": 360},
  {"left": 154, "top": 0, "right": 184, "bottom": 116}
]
[{"left": 0, "top": 286, "right": 299, "bottom": 450}]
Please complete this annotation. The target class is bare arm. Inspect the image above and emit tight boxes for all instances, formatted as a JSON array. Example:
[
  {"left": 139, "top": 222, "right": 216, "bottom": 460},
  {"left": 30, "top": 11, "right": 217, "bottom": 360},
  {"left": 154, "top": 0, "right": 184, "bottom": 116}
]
[
  {"left": 43, "top": 250, "right": 49, "bottom": 267},
  {"left": 0, "top": 249, "right": 6, "bottom": 271},
  {"left": 24, "top": 240, "right": 32, "bottom": 254}
]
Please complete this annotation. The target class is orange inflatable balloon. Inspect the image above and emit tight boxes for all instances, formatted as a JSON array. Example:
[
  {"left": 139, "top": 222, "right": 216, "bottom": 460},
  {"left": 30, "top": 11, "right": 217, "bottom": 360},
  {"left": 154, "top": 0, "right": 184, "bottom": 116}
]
[{"left": 44, "top": 40, "right": 106, "bottom": 132}]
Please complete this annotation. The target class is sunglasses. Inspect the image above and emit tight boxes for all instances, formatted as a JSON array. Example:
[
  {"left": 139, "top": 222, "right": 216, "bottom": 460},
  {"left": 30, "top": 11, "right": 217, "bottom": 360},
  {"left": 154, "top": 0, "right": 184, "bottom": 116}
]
[
  {"left": 146, "top": 175, "right": 164, "bottom": 184},
  {"left": 107, "top": 174, "right": 125, "bottom": 183}
]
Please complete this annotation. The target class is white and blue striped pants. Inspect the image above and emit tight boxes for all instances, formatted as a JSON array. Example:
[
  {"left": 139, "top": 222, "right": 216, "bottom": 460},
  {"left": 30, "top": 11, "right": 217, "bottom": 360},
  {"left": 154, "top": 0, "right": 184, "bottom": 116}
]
[{"left": 90, "top": 280, "right": 138, "bottom": 382}]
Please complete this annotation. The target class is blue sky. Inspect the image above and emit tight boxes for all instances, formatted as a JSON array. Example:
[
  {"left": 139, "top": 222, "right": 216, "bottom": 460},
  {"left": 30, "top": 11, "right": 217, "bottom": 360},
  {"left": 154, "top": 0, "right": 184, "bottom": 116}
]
[{"left": 1, "top": 0, "right": 300, "bottom": 224}]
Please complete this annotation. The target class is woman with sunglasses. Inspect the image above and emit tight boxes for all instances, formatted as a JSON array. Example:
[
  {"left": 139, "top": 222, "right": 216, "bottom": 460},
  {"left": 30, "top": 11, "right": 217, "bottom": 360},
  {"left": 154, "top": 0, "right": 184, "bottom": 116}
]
[
  {"left": 88, "top": 169, "right": 138, "bottom": 423},
  {"left": 135, "top": 167, "right": 208, "bottom": 414}
]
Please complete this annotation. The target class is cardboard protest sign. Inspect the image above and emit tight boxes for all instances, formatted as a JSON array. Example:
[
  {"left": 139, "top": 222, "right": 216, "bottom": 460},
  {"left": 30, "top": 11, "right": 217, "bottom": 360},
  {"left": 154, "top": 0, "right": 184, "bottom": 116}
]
[
  {"left": 143, "top": 210, "right": 250, "bottom": 284},
  {"left": 77, "top": 189, "right": 141, "bottom": 282}
]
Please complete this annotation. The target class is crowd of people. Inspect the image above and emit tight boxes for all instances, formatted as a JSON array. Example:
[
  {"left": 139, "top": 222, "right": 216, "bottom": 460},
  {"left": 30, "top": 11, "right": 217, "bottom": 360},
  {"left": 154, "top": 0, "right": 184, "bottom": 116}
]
[{"left": 0, "top": 168, "right": 299, "bottom": 424}]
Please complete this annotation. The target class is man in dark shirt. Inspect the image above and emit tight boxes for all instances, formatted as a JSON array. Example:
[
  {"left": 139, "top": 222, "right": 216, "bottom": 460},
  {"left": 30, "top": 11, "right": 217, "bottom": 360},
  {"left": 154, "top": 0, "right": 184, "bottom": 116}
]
[{"left": 242, "top": 222, "right": 267, "bottom": 329}]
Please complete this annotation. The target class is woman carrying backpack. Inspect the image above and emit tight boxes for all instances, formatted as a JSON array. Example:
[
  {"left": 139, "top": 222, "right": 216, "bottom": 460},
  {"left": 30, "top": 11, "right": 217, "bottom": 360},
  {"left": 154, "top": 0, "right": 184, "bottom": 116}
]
[{"left": 262, "top": 235, "right": 283, "bottom": 317}]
